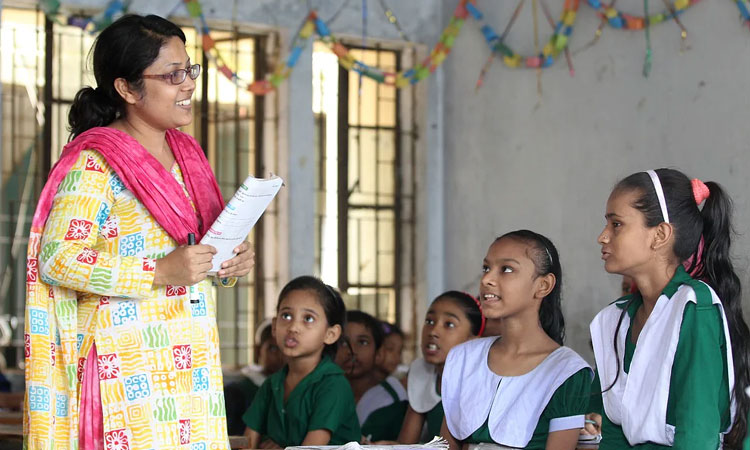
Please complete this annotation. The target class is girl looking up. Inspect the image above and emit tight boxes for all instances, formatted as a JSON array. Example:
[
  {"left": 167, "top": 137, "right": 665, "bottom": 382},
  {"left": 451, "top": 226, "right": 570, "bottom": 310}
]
[
  {"left": 243, "top": 276, "right": 360, "bottom": 448},
  {"left": 398, "top": 291, "right": 485, "bottom": 444},
  {"left": 442, "top": 230, "right": 592, "bottom": 450}
]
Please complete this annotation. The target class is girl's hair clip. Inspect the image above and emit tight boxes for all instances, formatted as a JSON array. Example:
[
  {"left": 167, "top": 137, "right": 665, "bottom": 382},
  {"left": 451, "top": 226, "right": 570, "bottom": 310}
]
[
  {"left": 691, "top": 178, "right": 710, "bottom": 205},
  {"left": 465, "top": 292, "right": 486, "bottom": 337}
]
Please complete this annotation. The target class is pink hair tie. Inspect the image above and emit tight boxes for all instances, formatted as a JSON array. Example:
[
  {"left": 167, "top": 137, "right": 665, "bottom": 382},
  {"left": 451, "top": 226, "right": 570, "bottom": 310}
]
[{"left": 691, "top": 179, "right": 710, "bottom": 205}]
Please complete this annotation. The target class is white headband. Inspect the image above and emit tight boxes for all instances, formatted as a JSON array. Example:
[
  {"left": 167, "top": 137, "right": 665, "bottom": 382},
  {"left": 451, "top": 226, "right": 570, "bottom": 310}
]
[{"left": 646, "top": 170, "right": 669, "bottom": 223}]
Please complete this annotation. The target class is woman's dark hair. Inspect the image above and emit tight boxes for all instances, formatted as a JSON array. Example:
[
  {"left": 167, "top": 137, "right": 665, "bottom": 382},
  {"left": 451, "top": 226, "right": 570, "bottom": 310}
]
[
  {"left": 432, "top": 291, "right": 485, "bottom": 336},
  {"left": 68, "top": 14, "right": 186, "bottom": 139},
  {"left": 495, "top": 230, "right": 565, "bottom": 345},
  {"left": 346, "top": 311, "right": 385, "bottom": 350},
  {"left": 277, "top": 276, "right": 347, "bottom": 358},
  {"left": 381, "top": 322, "right": 405, "bottom": 339},
  {"left": 608, "top": 168, "right": 750, "bottom": 447}
]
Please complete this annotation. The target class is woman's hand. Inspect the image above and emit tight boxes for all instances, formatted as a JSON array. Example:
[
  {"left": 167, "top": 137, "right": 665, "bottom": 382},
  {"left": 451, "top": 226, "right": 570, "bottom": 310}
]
[
  {"left": 217, "top": 241, "right": 255, "bottom": 278},
  {"left": 153, "top": 243, "right": 216, "bottom": 286}
]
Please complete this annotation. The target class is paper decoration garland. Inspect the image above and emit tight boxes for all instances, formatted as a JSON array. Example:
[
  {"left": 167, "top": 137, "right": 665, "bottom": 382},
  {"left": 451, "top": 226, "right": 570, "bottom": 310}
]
[
  {"left": 38, "top": 0, "right": 749, "bottom": 93},
  {"left": 40, "top": 0, "right": 127, "bottom": 33},
  {"left": 316, "top": 0, "right": 470, "bottom": 88},
  {"left": 585, "top": 0, "right": 700, "bottom": 29},
  {"left": 180, "top": 0, "right": 456, "bottom": 95},
  {"left": 474, "top": 0, "right": 579, "bottom": 70},
  {"left": 736, "top": 0, "right": 750, "bottom": 29}
]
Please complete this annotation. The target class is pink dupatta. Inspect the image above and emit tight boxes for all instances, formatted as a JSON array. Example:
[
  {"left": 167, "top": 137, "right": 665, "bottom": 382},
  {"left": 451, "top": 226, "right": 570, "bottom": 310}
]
[{"left": 31, "top": 127, "right": 223, "bottom": 243}]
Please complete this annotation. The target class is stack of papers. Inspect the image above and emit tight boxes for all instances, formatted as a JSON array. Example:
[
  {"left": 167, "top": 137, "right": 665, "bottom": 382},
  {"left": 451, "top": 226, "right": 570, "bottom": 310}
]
[{"left": 200, "top": 174, "right": 283, "bottom": 274}]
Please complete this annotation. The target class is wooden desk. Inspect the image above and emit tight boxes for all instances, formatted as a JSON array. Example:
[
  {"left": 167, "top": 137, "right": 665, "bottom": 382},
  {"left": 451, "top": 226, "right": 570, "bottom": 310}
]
[
  {"left": 229, "top": 435, "right": 251, "bottom": 449},
  {"left": 0, "top": 411, "right": 22, "bottom": 425},
  {"left": 0, "top": 422, "right": 22, "bottom": 437}
]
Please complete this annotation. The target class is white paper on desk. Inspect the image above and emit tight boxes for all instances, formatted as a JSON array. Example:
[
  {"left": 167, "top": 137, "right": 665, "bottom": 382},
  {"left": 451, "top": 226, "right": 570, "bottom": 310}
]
[{"left": 200, "top": 174, "right": 283, "bottom": 274}]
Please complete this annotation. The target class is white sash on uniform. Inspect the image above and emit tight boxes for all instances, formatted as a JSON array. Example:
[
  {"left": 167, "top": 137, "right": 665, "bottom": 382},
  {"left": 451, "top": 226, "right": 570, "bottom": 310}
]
[
  {"left": 590, "top": 282, "right": 735, "bottom": 446},
  {"left": 357, "top": 375, "right": 408, "bottom": 425},
  {"left": 442, "top": 337, "right": 591, "bottom": 448},
  {"left": 407, "top": 357, "right": 441, "bottom": 413}
]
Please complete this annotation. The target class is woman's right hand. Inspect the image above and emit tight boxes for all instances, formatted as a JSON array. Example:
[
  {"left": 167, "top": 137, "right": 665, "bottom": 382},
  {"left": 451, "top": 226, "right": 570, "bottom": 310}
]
[{"left": 153, "top": 243, "right": 216, "bottom": 286}]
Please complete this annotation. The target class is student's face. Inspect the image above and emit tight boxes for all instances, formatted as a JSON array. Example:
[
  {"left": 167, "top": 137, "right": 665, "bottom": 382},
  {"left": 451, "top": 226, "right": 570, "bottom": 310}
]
[
  {"left": 273, "top": 290, "right": 340, "bottom": 360},
  {"left": 339, "top": 322, "right": 377, "bottom": 378},
  {"left": 377, "top": 333, "right": 404, "bottom": 375},
  {"left": 480, "top": 238, "right": 550, "bottom": 320},
  {"left": 126, "top": 36, "right": 196, "bottom": 131},
  {"left": 598, "top": 190, "right": 658, "bottom": 277},
  {"left": 421, "top": 298, "right": 474, "bottom": 366},
  {"left": 257, "top": 338, "right": 284, "bottom": 375}
]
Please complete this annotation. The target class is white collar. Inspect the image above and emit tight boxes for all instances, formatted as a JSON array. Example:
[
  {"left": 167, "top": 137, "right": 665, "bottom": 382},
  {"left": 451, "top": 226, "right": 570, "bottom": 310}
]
[
  {"left": 442, "top": 337, "right": 591, "bottom": 448},
  {"left": 407, "top": 358, "right": 441, "bottom": 413}
]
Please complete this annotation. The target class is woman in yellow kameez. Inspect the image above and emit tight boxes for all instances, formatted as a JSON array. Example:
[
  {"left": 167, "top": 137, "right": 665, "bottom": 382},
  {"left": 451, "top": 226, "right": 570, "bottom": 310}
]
[{"left": 24, "top": 15, "right": 254, "bottom": 450}]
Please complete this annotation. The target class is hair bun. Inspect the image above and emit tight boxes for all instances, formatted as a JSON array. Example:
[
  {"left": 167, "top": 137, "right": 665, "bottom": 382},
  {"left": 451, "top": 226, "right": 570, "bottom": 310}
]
[{"left": 691, "top": 178, "right": 710, "bottom": 205}]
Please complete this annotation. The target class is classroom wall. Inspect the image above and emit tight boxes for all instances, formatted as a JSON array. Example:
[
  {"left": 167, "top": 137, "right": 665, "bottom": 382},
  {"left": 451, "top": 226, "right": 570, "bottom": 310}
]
[{"left": 437, "top": 1, "right": 750, "bottom": 361}]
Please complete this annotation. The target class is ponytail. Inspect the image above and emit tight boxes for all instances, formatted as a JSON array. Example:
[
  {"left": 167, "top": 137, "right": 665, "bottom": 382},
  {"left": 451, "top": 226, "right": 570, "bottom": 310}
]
[
  {"left": 68, "top": 86, "right": 119, "bottom": 139},
  {"left": 612, "top": 170, "right": 750, "bottom": 447},
  {"left": 698, "top": 182, "right": 750, "bottom": 447}
]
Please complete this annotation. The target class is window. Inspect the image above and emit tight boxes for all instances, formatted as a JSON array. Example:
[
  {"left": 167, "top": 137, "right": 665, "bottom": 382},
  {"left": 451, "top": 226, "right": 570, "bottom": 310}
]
[
  {"left": 0, "top": 7, "right": 276, "bottom": 368},
  {"left": 313, "top": 42, "right": 417, "bottom": 328}
]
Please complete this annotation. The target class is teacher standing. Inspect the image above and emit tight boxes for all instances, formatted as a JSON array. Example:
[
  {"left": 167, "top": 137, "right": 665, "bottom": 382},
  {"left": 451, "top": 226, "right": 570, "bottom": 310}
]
[{"left": 23, "top": 14, "right": 253, "bottom": 450}]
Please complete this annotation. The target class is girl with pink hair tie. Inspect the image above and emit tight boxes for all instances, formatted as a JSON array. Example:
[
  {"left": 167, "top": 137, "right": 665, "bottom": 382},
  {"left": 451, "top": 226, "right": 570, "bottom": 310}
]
[{"left": 591, "top": 169, "right": 750, "bottom": 449}]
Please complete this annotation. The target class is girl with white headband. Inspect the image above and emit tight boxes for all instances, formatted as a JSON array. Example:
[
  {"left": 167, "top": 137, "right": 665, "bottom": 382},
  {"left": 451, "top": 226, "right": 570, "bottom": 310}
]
[{"left": 591, "top": 169, "right": 750, "bottom": 449}]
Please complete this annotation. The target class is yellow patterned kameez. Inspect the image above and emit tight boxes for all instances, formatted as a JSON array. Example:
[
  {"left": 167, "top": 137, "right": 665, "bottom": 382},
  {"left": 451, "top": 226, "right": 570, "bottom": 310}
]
[{"left": 25, "top": 150, "right": 231, "bottom": 450}]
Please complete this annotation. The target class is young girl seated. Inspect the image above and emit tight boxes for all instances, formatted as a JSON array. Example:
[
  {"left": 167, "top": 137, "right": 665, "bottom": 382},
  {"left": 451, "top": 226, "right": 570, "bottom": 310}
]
[
  {"left": 442, "top": 230, "right": 592, "bottom": 450},
  {"left": 243, "top": 276, "right": 360, "bottom": 447},
  {"left": 590, "top": 169, "right": 750, "bottom": 449},
  {"left": 337, "top": 310, "right": 407, "bottom": 442},
  {"left": 398, "top": 291, "right": 485, "bottom": 444}
]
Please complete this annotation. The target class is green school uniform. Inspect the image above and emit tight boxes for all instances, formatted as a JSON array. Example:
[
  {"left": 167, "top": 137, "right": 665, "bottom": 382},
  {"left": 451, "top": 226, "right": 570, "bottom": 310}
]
[
  {"left": 466, "top": 368, "right": 591, "bottom": 450},
  {"left": 359, "top": 378, "right": 408, "bottom": 442},
  {"left": 406, "top": 357, "right": 444, "bottom": 442},
  {"left": 424, "top": 401, "right": 444, "bottom": 441},
  {"left": 590, "top": 267, "right": 731, "bottom": 449},
  {"left": 243, "top": 356, "right": 361, "bottom": 446}
]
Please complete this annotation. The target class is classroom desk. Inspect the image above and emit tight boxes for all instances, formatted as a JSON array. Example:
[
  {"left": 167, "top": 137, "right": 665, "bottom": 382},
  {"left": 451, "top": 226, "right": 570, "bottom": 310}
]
[
  {"left": 229, "top": 435, "right": 252, "bottom": 449},
  {"left": 0, "top": 411, "right": 21, "bottom": 425},
  {"left": 227, "top": 443, "right": 599, "bottom": 450}
]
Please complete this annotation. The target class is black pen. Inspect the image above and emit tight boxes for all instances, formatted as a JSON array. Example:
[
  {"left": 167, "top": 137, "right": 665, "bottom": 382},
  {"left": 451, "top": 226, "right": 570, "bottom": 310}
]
[{"left": 187, "top": 233, "right": 199, "bottom": 304}]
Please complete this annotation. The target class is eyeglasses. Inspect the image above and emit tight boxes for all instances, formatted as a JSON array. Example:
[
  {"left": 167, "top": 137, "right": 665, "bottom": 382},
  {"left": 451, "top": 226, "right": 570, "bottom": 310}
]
[{"left": 142, "top": 63, "right": 201, "bottom": 85}]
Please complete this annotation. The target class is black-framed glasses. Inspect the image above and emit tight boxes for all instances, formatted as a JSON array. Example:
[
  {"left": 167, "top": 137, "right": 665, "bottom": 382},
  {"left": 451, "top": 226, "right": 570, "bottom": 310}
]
[{"left": 142, "top": 63, "right": 201, "bottom": 85}]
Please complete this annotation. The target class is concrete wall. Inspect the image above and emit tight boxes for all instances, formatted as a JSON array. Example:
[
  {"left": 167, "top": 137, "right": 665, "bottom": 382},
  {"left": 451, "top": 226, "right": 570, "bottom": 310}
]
[{"left": 438, "top": 1, "right": 750, "bottom": 361}]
